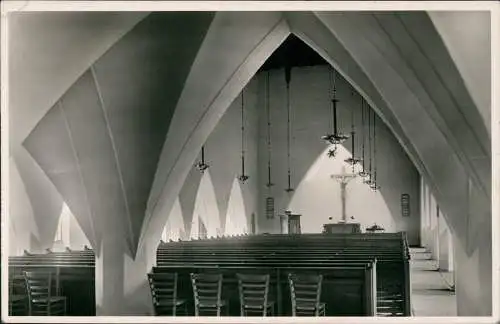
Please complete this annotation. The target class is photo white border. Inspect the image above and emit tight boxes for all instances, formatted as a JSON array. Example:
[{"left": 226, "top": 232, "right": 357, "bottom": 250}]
[{"left": 1, "top": 1, "right": 498, "bottom": 324}]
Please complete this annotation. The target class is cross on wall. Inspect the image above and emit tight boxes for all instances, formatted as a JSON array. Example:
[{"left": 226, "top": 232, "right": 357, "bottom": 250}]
[{"left": 331, "top": 166, "right": 357, "bottom": 223}]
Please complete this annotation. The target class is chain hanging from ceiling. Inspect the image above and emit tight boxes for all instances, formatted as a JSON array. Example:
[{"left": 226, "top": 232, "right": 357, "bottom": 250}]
[
  {"left": 359, "top": 96, "right": 369, "bottom": 178},
  {"left": 238, "top": 88, "right": 249, "bottom": 183},
  {"left": 364, "top": 107, "right": 374, "bottom": 186},
  {"left": 285, "top": 66, "right": 294, "bottom": 193},
  {"left": 266, "top": 71, "right": 274, "bottom": 189},
  {"left": 344, "top": 87, "right": 362, "bottom": 172},
  {"left": 265, "top": 71, "right": 275, "bottom": 219},
  {"left": 323, "top": 66, "right": 349, "bottom": 158},
  {"left": 370, "top": 111, "right": 381, "bottom": 191},
  {"left": 195, "top": 145, "right": 210, "bottom": 173}
]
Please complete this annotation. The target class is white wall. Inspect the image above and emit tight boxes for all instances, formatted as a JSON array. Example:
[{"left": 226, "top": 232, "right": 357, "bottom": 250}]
[
  {"left": 289, "top": 145, "right": 395, "bottom": 233},
  {"left": 175, "top": 65, "right": 420, "bottom": 244},
  {"left": 190, "top": 171, "right": 220, "bottom": 239},
  {"left": 67, "top": 204, "right": 91, "bottom": 250},
  {"left": 8, "top": 158, "right": 37, "bottom": 255},
  {"left": 225, "top": 178, "right": 248, "bottom": 235},
  {"left": 256, "top": 66, "right": 421, "bottom": 244},
  {"left": 161, "top": 198, "right": 184, "bottom": 242},
  {"left": 174, "top": 78, "right": 260, "bottom": 239}
]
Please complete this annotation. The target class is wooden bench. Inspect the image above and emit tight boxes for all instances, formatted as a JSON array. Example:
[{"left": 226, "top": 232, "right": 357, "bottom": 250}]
[
  {"left": 151, "top": 263, "right": 377, "bottom": 316},
  {"left": 155, "top": 232, "right": 411, "bottom": 316},
  {"left": 8, "top": 249, "right": 96, "bottom": 316}
]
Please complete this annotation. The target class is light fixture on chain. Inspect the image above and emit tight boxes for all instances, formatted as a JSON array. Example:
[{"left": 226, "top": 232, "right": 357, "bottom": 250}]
[
  {"left": 237, "top": 88, "right": 250, "bottom": 183},
  {"left": 344, "top": 87, "right": 362, "bottom": 172},
  {"left": 285, "top": 66, "right": 294, "bottom": 193},
  {"left": 195, "top": 146, "right": 210, "bottom": 173},
  {"left": 322, "top": 67, "right": 349, "bottom": 158},
  {"left": 358, "top": 96, "right": 369, "bottom": 178}
]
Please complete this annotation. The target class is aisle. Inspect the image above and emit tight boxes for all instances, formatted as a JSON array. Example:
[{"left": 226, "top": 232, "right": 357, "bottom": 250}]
[{"left": 410, "top": 247, "right": 456, "bottom": 316}]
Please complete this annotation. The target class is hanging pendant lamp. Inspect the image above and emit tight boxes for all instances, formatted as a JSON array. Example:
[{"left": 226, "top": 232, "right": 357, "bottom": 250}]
[
  {"left": 265, "top": 71, "right": 274, "bottom": 188},
  {"left": 195, "top": 145, "right": 210, "bottom": 173},
  {"left": 370, "top": 111, "right": 381, "bottom": 191},
  {"left": 344, "top": 88, "right": 362, "bottom": 171},
  {"left": 285, "top": 66, "right": 294, "bottom": 193},
  {"left": 238, "top": 89, "right": 249, "bottom": 183},
  {"left": 359, "top": 96, "right": 369, "bottom": 178},
  {"left": 363, "top": 108, "right": 374, "bottom": 186},
  {"left": 322, "top": 67, "right": 349, "bottom": 157}
]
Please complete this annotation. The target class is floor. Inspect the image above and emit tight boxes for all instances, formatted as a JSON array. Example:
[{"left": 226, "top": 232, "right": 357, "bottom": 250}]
[{"left": 410, "top": 247, "right": 457, "bottom": 316}]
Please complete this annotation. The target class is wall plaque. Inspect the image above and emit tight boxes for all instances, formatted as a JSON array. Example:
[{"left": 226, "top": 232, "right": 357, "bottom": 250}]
[{"left": 401, "top": 193, "right": 410, "bottom": 217}]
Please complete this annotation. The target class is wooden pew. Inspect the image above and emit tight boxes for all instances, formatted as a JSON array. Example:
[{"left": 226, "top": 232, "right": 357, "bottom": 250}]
[
  {"left": 151, "top": 262, "right": 377, "bottom": 316},
  {"left": 155, "top": 232, "right": 411, "bottom": 316},
  {"left": 8, "top": 249, "right": 96, "bottom": 316}
]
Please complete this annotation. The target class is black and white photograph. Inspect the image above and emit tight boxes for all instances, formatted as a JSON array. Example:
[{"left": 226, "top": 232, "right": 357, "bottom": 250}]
[{"left": 1, "top": 1, "right": 498, "bottom": 322}]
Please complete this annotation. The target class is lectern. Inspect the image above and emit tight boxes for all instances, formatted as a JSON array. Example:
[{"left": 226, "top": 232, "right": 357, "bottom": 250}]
[{"left": 280, "top": 211, "right": 302, "bottom": 234}]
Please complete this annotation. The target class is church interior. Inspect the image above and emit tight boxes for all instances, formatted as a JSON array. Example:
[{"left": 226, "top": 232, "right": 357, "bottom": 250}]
[{"left": 3, "top": 8, "right": 496, "bottom": 319}]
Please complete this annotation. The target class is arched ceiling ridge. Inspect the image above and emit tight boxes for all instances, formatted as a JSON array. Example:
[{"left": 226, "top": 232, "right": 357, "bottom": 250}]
[
  {"left": 140, "top": 12, "right": 291, "bottom": 252},
  {"left": 427, "top": 11, "right": 491, "bottom": 137},
  {"left": 284, "top": 11, "right": 432, "bottom": 188},
  {"left": 10, "top": 12, "right": 151, "bottom": 148},
  {"left": 373, "top": 12, "right": 490, "bottom": 196},
  {"left": 308, "top": 11, "right": 475, "bottom": 241}
]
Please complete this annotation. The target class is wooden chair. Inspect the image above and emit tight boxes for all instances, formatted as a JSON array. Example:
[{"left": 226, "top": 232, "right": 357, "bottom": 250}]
[
  {"left": 190, "top": 273, "right": 227, "bottom": 316},
  {"left": 288, "top": 273, "right": 325, "bottom": 316},
  {"left": 24, "top": 271, "right": 67, "bottom": 316},
  {"left": 147, "top": 273, "right": 187, "bottom": 316},
  {"left": 236, "top": 273, "right": 274, "bottom": 316}
]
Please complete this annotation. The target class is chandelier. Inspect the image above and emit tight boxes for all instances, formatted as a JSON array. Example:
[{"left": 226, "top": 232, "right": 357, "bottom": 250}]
[
  {"left": 285, "top": 66, "right": 294, "bottom": 193},
  {"left": 265, "top": 71, "right": 274, "bottom": 188},
  {"left": 195, "top": 145, "right": 210, "bottom": 173},
  {"left": 358, "top": 96, "right": 369, "bottom": 178},
  {"left": 344, "top": 87, "right": 362, "bottom": 171},
  {"left": 322, "top": 67, "right": 349, "bottom": 158},
  {"left": 370, "top": 110, "right": 381, "bottom": 191},
  {"left": 237, "top": 88, "right": 250, "bottom": 183}
]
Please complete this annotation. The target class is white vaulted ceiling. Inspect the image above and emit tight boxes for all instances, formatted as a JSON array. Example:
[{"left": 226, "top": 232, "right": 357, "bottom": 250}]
[
  {"left": 10, "top": 11, "right": 491, "bottom": 259},
  {"left": 9, "top": 12, "right": 149, "bottom": 148}
]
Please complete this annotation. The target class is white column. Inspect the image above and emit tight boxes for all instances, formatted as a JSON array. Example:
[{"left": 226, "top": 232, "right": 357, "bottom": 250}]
[
  {"left": 422, "top": 182, "right": 430, "bottom": 248},
  {"left": 420, "top": 177, "right": 426, "bottom": 247},
  {"left": 94, "top": 215, "right": 156, "bottom": 315},
  {"left": 438, "top": 210, "right": 452, "bottom": 271},
  {"left": 429, "top": 193, "right": 439, "bottom": 261}
]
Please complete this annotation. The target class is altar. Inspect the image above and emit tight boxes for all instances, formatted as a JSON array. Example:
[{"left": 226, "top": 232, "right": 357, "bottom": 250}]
[
  {"left": 323, "top": 166, "right": 362, "bottom": 234},
  {"left": 323, "top": 222, "right": 361, "bottom": 234}
]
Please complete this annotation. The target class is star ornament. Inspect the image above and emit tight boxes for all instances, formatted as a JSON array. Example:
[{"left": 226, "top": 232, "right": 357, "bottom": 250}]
[
  {"left": 238, "top": 174, "right": 250, "bottom": 183},
  {"left": 327, "top": 148, "right": 337, "bottom": 158}
]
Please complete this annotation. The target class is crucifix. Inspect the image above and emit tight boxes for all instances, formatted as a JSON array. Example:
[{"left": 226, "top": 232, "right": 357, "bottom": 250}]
[{"left": 331, "top": 165, "right": 357, "bottom": 222}]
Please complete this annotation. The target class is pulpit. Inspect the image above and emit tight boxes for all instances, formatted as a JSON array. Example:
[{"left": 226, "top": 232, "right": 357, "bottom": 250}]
[
  {"left": 280, "top": 211, "right": 302, "bottom": 234},
  {"left": 323, "top": 222, "right": 361, "bottom": 234}
]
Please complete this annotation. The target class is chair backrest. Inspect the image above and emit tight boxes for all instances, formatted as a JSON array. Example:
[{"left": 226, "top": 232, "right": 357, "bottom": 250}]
[
  {"left": 288, "top": 273, "right": 323, "bottom": 311},
  {"left": 237, "top": 274, "right": 270, "bottom": 314},
  {"left": 24, "top": 271, "right": 53, "bottom": 303},
  {"left": 147, "top": 272, "right": 178, "bottom": 310},
  {"left": 190, "top": 273, "right": 222, "bottom": 303}
]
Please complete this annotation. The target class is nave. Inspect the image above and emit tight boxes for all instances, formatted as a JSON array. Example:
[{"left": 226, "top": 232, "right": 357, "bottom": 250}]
[
  {"left": 4, "top": 7, "right": 494, "bottom": 320},
  {"left": 8, "top": 232, "right": 411, "bottom": 317}
]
